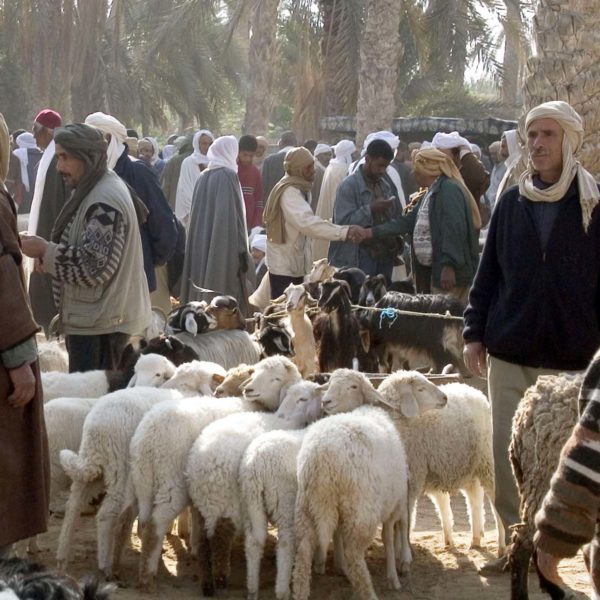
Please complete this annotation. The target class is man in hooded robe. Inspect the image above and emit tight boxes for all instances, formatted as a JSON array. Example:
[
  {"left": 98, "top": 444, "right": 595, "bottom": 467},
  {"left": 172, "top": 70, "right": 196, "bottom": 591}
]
[
  {"left": 313, "top": 139, "right": 356, "bottom": 261},
  {"left": 180, "top": 136, "right": 255, "bottom": 315},
  {"left": 161, "top": 135, "right": 192, "bottom": 210},
  {"left": 21, "top": 123, "right": 151, "bottom": 372},
  {"left": 138, "top": 137, "right": 166, "bottom": 177},
  {"left": 27, "top": 108, "right": 69, "bottom": 336},
  {"left": 175, "top": 129, "right": 214, "bottom": 228},
  {"left": 0, "top": 111, "right": 50, "bottom": 559},
  {"left": 12, "top": 132, "right": 42, "bottom": 214},
  {"left": 310, "top": 143, "right": 332, "bottom": 212}
]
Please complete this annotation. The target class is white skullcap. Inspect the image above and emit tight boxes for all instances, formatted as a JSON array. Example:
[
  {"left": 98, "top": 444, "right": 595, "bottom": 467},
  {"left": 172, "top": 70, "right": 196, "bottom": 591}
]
[
  {"left": 16, "top": 132, "right": 37, "bottom": 149},
  {"left": 251, "top": 233, "right": 267, "bottom": 253},
  {"left": 432, "top": 131, "right": 471, "bottom": 151},
  {"left": 314, "top": 143, "right": 331, "bottom": 156},
  {"left": 333, "top": 139, "right": 355, "bottom": 158}
]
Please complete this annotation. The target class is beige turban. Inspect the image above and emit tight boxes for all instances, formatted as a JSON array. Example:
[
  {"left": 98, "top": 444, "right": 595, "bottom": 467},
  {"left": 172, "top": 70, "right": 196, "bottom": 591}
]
[
  {"left": 413, "top": 147, "right": 482, "bottom": 229},
  {"left": 283, "top": 146, "right": 314, "bottom": 177},
  {"left": 519, "top": 100, "right": 599, "bottom": 232},
  {"left": 0, "top": 113, "right": 9, "bottom": 191}
]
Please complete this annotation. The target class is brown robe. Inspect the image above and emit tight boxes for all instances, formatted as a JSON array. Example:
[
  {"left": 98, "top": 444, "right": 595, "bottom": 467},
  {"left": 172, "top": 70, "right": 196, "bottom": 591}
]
[{"left": 0, "top": 188, "right": 50, "bottom": 547}]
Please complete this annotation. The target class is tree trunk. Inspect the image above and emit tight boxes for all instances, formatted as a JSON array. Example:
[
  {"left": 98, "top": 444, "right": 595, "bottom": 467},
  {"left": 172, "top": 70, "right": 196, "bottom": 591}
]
[
  {"left": 501, "top": 0, "right": 522, "bottom": 110},
  {"left": 524, "top": 0, "right": 600, "bottom": 177},
  {"left": 243, "top": 0, "right": 281, "bottom": 135},
  {"left": 450, "top": 0, "right": 468, "bottom": 89},
  {"left": 354, "top": 0, "right": 402, "bottom": 146}
]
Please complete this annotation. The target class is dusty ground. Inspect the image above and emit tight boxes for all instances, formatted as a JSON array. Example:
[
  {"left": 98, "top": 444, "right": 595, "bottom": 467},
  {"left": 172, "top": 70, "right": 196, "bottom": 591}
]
[{"left": 31, "top": 494, "right": 592, "bottom": 600}]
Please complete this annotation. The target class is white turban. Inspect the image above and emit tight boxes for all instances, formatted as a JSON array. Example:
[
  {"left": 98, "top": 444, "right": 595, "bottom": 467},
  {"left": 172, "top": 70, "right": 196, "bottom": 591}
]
[
  {"left": 314, "top": 143, "right": 331, "bottom": 157},
  {"left": 331, "top": 139, "right": 356, "bottom": 168},
  {"left": 519, "top": 100, "right": 599, "bottom": 232},
  {"left": 162, "top": 144, "right": 176, "bottom": 161},
  {"left": 432, "top": 131, "right": 471, "bottom": 152},
  {"left": 362, "top": 130, "right": 399, "bottom": 155},
  {"left": 470, "top": 143, "right": 481, "bottom": 158},
  {"left": 144, "top": 136, "right": 160, "bottom": 165},
  {"left": 251, "top": 233, "right": 267, "bottom": 253},
  {"left": 84, "top": 112, "right": 127, "bottom": 169},
  {"left": 192, "top": 129, "right": 214, "bottom": 165},
  {"left": 13, "top": 132, "right": 39, "bottom": 191}
]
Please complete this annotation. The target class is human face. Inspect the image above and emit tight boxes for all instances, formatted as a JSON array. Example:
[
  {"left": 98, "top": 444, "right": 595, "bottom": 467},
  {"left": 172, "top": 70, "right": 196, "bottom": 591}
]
[
  {"left": 316, "top": 151, "right": 332, "bottom": 168},
  {"left": 138, "top": 141, "right": 154, "bottom": 162},
  {"left": 527, "top": 118, "right": 564, "bottom": 183},
  {"left": 238, "top": 150, "right": 255, "bottom": 167},
  {"left": 32, "top": 121, "right": 53, "bottom": 151},
  {"left": 55, "top": 143, "right": 87, "bottom": 188},
  {"left": 199, "top": 135, "right": 212, "bottom": 155},
  {"left": 302, "top": 162, "right": 315, "bottom": 183},
  {"left": 363, "top": 155, "right": 390, "bottom": 181},
  {"left": 500, "top": 136, "right": 509, "bottom": 160},
  {"left": 255, "top": 144, "right": 267, "bottom": 159}
]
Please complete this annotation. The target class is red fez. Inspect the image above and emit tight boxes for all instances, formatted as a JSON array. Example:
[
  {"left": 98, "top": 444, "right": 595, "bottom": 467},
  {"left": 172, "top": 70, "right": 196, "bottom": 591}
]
[{"left": 34, "top": 109, "right": 62, "bottom": 130}]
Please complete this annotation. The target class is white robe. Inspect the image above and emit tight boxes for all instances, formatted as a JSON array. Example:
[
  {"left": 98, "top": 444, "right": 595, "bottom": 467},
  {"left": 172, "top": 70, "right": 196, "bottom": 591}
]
[{"left": 175, "top": 155, "right": 205, "bottom": 228}]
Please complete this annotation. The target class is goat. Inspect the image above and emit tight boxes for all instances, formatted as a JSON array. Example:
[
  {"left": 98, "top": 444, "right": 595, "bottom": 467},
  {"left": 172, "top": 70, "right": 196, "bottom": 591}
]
[{"left": 283, "top": 284, "right": 317, "bottom": 377}]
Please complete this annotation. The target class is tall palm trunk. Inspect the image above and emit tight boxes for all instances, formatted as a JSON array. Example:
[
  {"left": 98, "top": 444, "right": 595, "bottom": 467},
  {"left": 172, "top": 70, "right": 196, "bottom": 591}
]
[
  {"left": 243, "top": 0, "right": 281, "bottom": 135},
  {"left": 524, "top": 0, "right": 600, "bottom": 176},
  {"left": 501, "top": 0, "right": 522, "bottom": 110},
  {"left": 354, "top": 0, "right": 402, "bottom": 145}
]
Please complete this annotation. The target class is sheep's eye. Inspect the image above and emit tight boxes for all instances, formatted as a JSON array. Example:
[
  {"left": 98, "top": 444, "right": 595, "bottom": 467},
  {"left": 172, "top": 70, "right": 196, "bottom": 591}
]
[
  {"left": 273, "top": 377, "right": 282, "bottom": 382},
  {"left": 298, "top": 397, "right": 307, "bottom": 402},
  {"left": 351, "top": 385, "right": 358, "bottom": 389}
]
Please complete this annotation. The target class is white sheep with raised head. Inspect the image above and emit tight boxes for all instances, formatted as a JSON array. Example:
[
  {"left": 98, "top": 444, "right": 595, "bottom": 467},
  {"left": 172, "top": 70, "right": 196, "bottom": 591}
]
[
  {"left": 185, "top": 380, "right": 318, "bottom": 597},
  {"left": 292, "top": 403, "right": 410, "bottom": 600},
  {"left": 240, "top": 355, "right": 302, "bottom": 411},
  {"left": 37, "top": 340, "right": 69, "bottom": 373},
  {"left": 160, "top": 359, "right": 227, "bottom": 396},
  {"left": 240, "top": 381, "right": 324, "bottom": 600},
  {"left": 126, "top": 353, "right": 176, "bottom": 387}
]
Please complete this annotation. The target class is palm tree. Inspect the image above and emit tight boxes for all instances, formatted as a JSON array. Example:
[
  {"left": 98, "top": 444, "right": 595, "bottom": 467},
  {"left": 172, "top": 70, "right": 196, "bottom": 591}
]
[
  {"left": 524, "top": 0, "right": 600, "bottom": 176},
  {"left": 500, "top": 0, "right": 524, "bottom": 110}
]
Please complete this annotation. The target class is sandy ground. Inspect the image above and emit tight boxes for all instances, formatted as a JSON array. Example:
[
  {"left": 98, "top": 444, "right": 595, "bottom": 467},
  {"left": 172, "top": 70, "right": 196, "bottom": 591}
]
[{"left": 30, "top": 494, "right": 592, "bottom": 600}]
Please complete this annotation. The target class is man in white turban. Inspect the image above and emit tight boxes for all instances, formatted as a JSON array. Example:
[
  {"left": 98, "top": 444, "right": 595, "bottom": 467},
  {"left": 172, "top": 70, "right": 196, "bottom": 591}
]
[
  {"left": 12, "top": 132, "right": 42, "bottom": 213},
  {"left": 310, "top": 143, "right": 332, "bottom": 211},
  {"left": 463, "top": 100, "right": 600, "bottom": 574}
]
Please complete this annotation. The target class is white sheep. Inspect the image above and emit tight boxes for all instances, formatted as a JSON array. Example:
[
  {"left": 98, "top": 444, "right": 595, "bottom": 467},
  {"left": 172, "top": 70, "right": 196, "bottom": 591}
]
[
  {"left": 160, "top": 359, "right": 226, "bottom": 396},
  {"left": 55, "top": 360, "right": 222, "bottom": 576},
  {"left": 240, "top": 381, "right": 323, "bottom": 600},
  {"left": 240, "top": 355, "right": 302, "bottom": 411},
  {"left": 323, "top": 369, "right": 506, "bottom": 554},
  {"left": 37, "top": 339, "right": 69, "bottom": 372},
  {"left": 126, "top": 353, "right": 176, "bottom": 387},
  {"left": 292, "top": 404, "right": 411, "bottom": 600},
  {"left": 122, "top": 393, "right": 264, "bottom": 589},
  {"left": 282, "top": 284, "right": 317, "bottom": 378},
  {"left": 185, "top": 380, "right": 317, "bottom": 596}
]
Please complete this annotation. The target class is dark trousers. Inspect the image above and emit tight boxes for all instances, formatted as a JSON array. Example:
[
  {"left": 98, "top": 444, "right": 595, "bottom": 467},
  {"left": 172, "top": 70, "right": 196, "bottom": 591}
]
[
  {"left": 269, "top": 273, "right": 304, "bottom": 299},
  {"left": 66, "top": 332, "right": 130, "bottom": 373}
]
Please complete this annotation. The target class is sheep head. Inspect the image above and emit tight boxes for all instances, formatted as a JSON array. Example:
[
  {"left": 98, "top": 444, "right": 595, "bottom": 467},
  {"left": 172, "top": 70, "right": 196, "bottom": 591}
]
[
  {"left": 275, "top": 381, "right": 323, "bottom": 427},
  {"left": 377, "top": 370, "right": 448, "bottom": 419},
  {"left": 241, "top": 355, "right": 302, "bottom": 411},
  {"left": 127, "top": 353, "right": 176, "bottom": 387},
  {"left": 161, "top": 360, "right": 227, "bottom": 397},
  {"left": 305, "top": 258, "right": 337, "bottom": 283},
  {"left": 320, "top": 369, "right": 393, "bottom": 414},
  {"left": 214, "top": 364, "right": 255, "bottom": 397},
  {"left": 144, "top": 335, "right": 200, "bottom": 365}
]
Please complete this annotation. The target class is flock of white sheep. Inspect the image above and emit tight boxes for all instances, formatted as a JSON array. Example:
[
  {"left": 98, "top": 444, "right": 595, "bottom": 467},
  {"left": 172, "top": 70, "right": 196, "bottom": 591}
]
[{"left": 25, "top": 336, "right": 512, "bottom": 600}]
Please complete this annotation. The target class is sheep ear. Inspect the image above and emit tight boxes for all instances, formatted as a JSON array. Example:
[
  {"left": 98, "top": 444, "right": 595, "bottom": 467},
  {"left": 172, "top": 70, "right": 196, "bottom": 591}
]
[
  {"left": 317, "top": 383, "right": 329, "bottom": 392},
  {"left": 127, "top": 374, "right": 138, "bottom": 388},
  {"left": 212, "top": 373, "right": 225, "bottom": 384},
  {"left": 185, "top": 313, "right": 198, "bottom": 335},
  {"left": 398, "top": 391, "right": 419, "bottom": 419},
  {"left": 240, "top": 376, "right": 253, "bottom": 390},
  {"left": 360, "top": 379, "right": 388, "bottom": 407}
]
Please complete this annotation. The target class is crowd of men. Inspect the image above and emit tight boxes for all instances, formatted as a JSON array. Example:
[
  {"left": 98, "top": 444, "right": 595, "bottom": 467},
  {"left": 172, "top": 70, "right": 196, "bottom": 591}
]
[{"left": 1, "top": 100, "right": 600, "bottom": 596}]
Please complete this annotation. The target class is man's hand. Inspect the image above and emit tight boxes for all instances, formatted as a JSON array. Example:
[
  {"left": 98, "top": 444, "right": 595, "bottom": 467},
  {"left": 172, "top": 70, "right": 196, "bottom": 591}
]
[
  {"left": 463, "top": 341, "right": 487, "bottom": 377},
  {"left": 347, "top": 225, "right": 371, "bottom": 244},
  {"left": 535, "top": 549, "right": 564, "bottom": 588},
  {"left": 370, "top": 198, "right": 393, "bottom": 214},
  {"left": 439, "top": 265, "right": 456, "bottom": 291},
  {"left": 7, "top": 363, "right": 37, "bottom": 407},
  {"left": 20, "top": 234, "right": 49, "bottom": 259}
]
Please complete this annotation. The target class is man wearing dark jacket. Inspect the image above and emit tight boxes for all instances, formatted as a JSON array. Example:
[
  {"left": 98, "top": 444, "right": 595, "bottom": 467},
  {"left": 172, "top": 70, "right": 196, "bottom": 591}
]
[
  {"left": 85, "top": 113, "right": 178, "bottom": 312},
  {"left": 463, "top": 100, "right": 600, "bottom": 573}
]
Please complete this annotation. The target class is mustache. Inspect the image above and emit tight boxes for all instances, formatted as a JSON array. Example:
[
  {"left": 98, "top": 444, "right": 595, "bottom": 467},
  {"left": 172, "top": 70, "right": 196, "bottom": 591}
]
[{"left": 530, "top": 150, "right": 551, "bottom": 157}]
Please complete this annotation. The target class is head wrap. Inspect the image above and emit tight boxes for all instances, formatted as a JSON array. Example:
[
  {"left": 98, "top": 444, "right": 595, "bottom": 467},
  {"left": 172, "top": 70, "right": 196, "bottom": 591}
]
[
  {"left": 470, "top": 143, "right": 481, "bottom": 158},
  {"left": 207, "top": 135, "right": 239, "bottom": 172},
  {"left": 192, "top": 129, "right": 214, "bottom": 165},
  {"left": 51, "top": 124, "right": 109, "bottom": 242},
  {"left": 331, "top": 139, "right": 356, "bottom": 168},
  {"left": 519, "top": 101, "right": 599, "bottom": 232},
  {"left": 84, "top": 112, "right": 127, "bottom": 170},
  {"left": 162, "top": 144, "right": 176, "bottom": 161},
  {"left": 251, "top": 234, "right": 267, "bottom": 253},
  {"left": 314, "top": 143, "right": 331, "bottom": 157},
  {"left": 12, "top": 132, "right": 39, "bottom": 192},
  {"left": 0, "top": 113, "right": 9, "bottom": 192},
  {"left": 145, "top": 136, "right": 160, "bottom": 165},
  {"left": 488, "top": 141, "right": 501, "bottom": 154},
  {"left": 431, "top": 131, "right": 471, "bottom": 152},
  {"left": 361, "top": 131, "right": 399, "bottom": 156},
  {"left": 264, "top": 147, "right": 314, "bottom": 244},
  {"left": 413, "top": 147, "right": 482, "bottom": 229},
  {"left": 256, "top": 136, "right": 269, "bottom": 149},
  {"left": 34, "top": 109, "right": 62, "bottom": 130}
]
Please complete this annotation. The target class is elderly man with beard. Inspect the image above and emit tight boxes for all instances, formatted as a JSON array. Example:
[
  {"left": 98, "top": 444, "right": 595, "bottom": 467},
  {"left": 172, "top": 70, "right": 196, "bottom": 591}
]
[
  {"left": 463, "top": 101, "right": 600, "bottom": 573},
  {"left": 263, "top": 146, "right": 361, "bottom": 298},
  {"left": 0, "top": 112, "right": 49, "bottom": 560},
  {"left": 21, "top": 124, "right": 151, "bottom": 372}
]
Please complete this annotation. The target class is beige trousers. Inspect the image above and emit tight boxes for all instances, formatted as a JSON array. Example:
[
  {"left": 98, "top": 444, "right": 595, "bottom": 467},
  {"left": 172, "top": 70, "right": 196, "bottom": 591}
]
[
  {"left": 150, "top": 265, "right": 172, "bottom": 317},
  {"left": 487, "top": 355, "right": 578, "bottom": 543}
]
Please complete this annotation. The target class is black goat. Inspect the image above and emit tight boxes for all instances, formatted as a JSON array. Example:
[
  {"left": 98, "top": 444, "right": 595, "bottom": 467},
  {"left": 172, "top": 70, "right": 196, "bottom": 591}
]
[
  {"left": 358, "top": 274, "right": 388, "bottom": 306},
  {"left": 255, "top": 305, "right": 294, "bottom": 357},
  {"left": 167, "top": 301, "right": 215, "bottom": 335},
  {"left": 332, "top": 267, "right": 367, "bottom": 304},
  {"left": 375, "top": 291, "right": 465, "bottom": 316}
]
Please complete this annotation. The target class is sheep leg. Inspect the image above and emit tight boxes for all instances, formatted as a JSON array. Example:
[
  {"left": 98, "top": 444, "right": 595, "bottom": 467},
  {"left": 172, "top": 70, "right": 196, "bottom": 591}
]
[
  {"left": 395, "top": 508, "right": 412, "bottom": 575},
  {"left": 382, "top": 519, "right": 401, "bottom": 591},
  {"left": 332, "top": 528, "right": 348, "bottom": 575},
  {"left": 508, "top": 530, "right": 533, "bottom": 600},
  {"left": 429, "top": 491, "right": 455, "bottom": 548},
  {"left": 112, "top": 499, "right": 138, "bottom": 578},
  {"left": 211, "top": 517, "right": 236, "bottom": 592},
  {"left": 96, "top": 490, "right": 124, "bottom": 578},
  {"left": 57, "top": 479, "right": 89, "bottom": 570},
  {"left": 313, "top": 541, "right": 327, "bottom": 575},
  {"left": 274, "top": 520, "right": 296, "bottom": 600},
  {"left": 176, "top": 507, "right": 190, "bottom": 544},
  {"left": 340, "top": 524, "right": 378, "bottom": 600},
  {"left": 463, "top": 482, "right": 485, "bottom": 548},
  {"left": 196, "top": 512, "right": 216, "bottom": 597},
  {"left": 190, "top": 505, "right": 201, "bottom": 558},
  {"left": 291, "top": 507, "right": 317, "bottom": 600},
  {"left": 244, "top": 510, "right": 268, "bottom": 600}
]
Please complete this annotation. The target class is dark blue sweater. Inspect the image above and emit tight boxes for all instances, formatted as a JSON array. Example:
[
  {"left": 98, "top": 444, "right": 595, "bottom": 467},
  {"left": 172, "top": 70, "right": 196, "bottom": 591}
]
[
  {"left": 114, "top": 148, "right": 178, "bottom": 292},
  {"left": 463, "top": 180, "right": 600, "bottom": 370}
]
